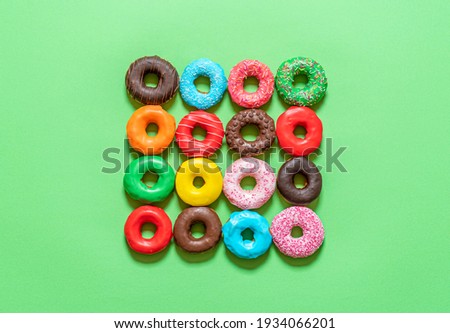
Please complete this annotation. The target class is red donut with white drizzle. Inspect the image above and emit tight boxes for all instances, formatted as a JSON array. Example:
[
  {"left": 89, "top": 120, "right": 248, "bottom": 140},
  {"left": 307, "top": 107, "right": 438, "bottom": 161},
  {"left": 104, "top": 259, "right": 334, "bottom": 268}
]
[{"left": 175, "top": 110, "right": 224, "bottom": 157}]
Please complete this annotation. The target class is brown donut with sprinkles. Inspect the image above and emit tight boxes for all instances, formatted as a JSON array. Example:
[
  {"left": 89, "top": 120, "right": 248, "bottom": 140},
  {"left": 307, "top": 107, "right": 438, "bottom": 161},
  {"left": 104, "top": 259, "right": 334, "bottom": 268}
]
[
  {"left": 125, "top": 56, "right": 179, "bottom": 105},
  {"left": 225, "top": 109, "right": 275, "bottom": 157},
  {"left": 173, "top": 207, "right": 222, "bottom": 253}
]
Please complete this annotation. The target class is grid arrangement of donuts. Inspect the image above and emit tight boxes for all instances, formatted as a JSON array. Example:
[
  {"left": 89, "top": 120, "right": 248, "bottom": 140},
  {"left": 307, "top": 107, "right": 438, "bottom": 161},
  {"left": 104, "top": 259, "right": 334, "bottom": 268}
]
[{"left": 123, "top": 55, "right": 328, "bottom": 260}]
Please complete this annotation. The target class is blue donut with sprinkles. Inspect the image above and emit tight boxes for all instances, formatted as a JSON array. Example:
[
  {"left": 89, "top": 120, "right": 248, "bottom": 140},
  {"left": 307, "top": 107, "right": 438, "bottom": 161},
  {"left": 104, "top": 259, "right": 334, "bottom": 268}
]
[
  {"left": 180, "top": 58, "right": 227, "bottom": 110},
  {"left": 222, "top": 210, "right": 272, "bottom": 259}
]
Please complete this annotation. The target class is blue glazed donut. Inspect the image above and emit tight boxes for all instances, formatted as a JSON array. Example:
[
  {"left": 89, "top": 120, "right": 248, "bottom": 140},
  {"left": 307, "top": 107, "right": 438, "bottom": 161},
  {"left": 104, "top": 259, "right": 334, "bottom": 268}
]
[
  {"left": 222, "top": 210, "right": 272, "bottom": 259},
  {"left": 180, "top": 58, "right": 227, "bottom": 109}
]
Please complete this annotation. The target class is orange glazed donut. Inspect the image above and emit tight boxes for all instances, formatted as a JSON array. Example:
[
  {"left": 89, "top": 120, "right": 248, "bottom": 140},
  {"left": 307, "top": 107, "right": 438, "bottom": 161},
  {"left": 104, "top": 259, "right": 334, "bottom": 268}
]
[{"left": 126, "top": 105, "right": 176, "bottom": 155}]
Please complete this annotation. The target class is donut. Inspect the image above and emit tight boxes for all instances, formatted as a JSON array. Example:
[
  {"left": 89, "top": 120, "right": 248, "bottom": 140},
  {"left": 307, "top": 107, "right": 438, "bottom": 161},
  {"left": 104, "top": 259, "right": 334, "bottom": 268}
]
[
  {"left": 222, "top": 210, "right": 272, "bottom": 259},
  {"left": 276, "top": 106, "right": 323, "bottom": 156},
  {"left": 277, "top": 157, "right": 322, "bottom": 205},
  {"left": 223, "top": 157, "right": 276, "bottom": 210},
  {"left": 225, "top": 109, "right": 275, "bottom": 156},
  {"left": 180, "top": 58, "right": 227, "bottom": 109},
  {"left": 125, "top": 56, "right": 179, "bottom": 105},
  {"left": 126, "top": 105, "right": 176, "bottom": 155},
  {"left": 270, "top": 206, "right": 324, "bottom": 258},
  {"left": 275, "top": 57, "right": 327, "bottom": 106},
  {"left": 175, "top": 110, "right": 224, "bottom": 157},
  {"left": 124, "top": 205, "right": 173, "bottom": 254},
  {"left": 173, "top": 207, "right": 222, "bottom": 253},
  {"left": 228, "top": 60, "right": 274, "bottom": 108},
  {"left": 175, "top": 158, "right": 223, "bottom": 206},
  {"left": 123, "top": 155, "right": 175, "bottom": 203}
]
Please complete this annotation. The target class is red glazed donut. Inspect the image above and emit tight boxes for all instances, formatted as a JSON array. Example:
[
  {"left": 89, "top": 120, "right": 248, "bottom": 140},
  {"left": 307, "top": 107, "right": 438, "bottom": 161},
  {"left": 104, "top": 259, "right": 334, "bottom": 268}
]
[
  {"left": 124, "top": 206, "right": 173, "bottom": 254},
  {"left": 276, "top": 106, "right": 323, "bottom": 156},
  {"left": 175, "top": 110, "right": 224, "bottom": 157},
  {"left": 228, "top": 59, "right": 274, "bottom": 108}
]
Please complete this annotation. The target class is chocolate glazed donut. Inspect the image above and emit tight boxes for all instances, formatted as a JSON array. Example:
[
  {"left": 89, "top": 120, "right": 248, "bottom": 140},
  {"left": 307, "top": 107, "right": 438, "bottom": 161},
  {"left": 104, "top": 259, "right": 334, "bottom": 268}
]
[
  {"left": 173, "top": 207, "right": 222, "bottom": 253},
  {"left": 125, "top": 56, "right": 179, "bottom": 105},
  {"left": 277, "top": 157, "right": 322, "bottom": 205},
  {"left": 225, "top": 109, "right": 275, "bottom": 156}
]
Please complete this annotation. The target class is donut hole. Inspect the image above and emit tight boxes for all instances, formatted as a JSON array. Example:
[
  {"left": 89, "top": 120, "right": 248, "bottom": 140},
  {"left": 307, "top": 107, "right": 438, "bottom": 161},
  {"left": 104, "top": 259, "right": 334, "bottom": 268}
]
[
  {"left": 146, "top": 123, "right": 159, "bottom": 137},
  {"left": 240, "top": 176, "right": 256, "bottom": 190},
  {"left": 290, "top": 226, "right": 303, "bottom": 238},
  {"left": 294, "top": 126, "right": 306, "bottom": 139},
  {"left": 241, "top": 228, "right": 255, "bottom": 243},
  {"left": 192, "top": 126, "right": 207, "bottom": 141},
  {"left": 293, "top": 74, "right": 308, "bottom": 89},
  {"left": 141, "top": 223, "right": 156, "bottom": 239},
  {"left": 193, "top": 176, "right": 205, "bottom": 189},
  {"left": 243, "top": 76, "right": 259, "bottom": 93},
  {"left": 190, "top": 221, "right": 206, "bottom": 239},
  {"left": 144, "top": 73, "right": 159, "bottom": 88},
  {"left": 194, "top": 76, "right": 210, "bottom": 94},
  {"left": 240, "top": 124, "right": 259, "bottom": 141},
  {"left": 141, "top": 171, "right": 159, "bottom": 188},
  {"left": 294, "top": 173, "right": 307, "bottom": 189}
]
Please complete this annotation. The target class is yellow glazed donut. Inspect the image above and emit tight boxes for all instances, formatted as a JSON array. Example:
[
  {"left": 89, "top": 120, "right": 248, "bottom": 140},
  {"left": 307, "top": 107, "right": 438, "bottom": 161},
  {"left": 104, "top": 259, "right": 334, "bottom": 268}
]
[{"left": 176, "top": 158, "right": 223, "bottom": 206}]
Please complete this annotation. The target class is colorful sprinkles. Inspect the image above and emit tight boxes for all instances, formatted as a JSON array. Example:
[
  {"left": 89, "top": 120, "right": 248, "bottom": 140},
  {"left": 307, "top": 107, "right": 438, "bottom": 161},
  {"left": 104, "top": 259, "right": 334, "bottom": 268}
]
[
  {"left": 275, "top": 57, "right": 327, "bottom": 106},
  {"left": 121, "top": 55, "right": 329, "bottom": 261}
]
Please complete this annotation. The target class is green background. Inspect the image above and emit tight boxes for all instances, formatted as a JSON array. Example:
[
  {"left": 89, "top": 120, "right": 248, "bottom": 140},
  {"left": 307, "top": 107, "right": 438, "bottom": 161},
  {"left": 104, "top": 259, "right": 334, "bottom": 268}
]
[{"left": 0, "top": 0, "right": 449, "bottom": 312}]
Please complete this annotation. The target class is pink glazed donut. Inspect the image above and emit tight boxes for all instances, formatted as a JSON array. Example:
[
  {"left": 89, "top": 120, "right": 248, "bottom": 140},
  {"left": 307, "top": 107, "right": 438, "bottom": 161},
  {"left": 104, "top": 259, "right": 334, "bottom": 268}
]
[
  {"left": 223, "top": 157, "right": 276, "bottom": 210},
  {"left": 228, "top": 60, "right": 274, "bottom": 108},
  {"left": 270, "top": 206, "right": 324, "bottom": 258}
]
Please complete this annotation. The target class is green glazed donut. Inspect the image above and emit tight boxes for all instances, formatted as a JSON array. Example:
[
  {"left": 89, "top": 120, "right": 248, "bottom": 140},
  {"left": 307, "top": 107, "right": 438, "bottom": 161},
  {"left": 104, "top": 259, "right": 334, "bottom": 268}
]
[
  {"left": 275, "top": 57, "right": 327, "bottom": 106},
  {"left": 123, "top": 156, "right": 175, "bottom": 203}
]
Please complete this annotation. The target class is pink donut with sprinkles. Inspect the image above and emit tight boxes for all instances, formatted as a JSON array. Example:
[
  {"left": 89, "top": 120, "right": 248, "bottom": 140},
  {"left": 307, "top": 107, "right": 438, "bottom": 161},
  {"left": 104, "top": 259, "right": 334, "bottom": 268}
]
[
  {"left": 270, "top": 206, "right": 325, "bottom": 258},
  {"left": 223, "top": 157, "right": 276, "bottom": 210},
  {"left": 228, "top": 60, "right": 274, "bottom": 108}
]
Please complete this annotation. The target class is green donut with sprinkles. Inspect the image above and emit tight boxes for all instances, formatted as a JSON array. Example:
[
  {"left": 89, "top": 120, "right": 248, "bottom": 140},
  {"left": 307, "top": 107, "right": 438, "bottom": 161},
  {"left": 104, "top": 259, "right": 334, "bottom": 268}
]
[{"left": 275, "top": 57, "right": 327, "bottom": 106}]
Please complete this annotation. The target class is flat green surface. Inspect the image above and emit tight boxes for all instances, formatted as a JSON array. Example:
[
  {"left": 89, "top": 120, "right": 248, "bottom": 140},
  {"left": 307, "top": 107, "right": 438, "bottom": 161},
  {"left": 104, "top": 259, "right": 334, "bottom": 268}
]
[{"left": 0, "top": 0, "right": 449, "bottom": 312}]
